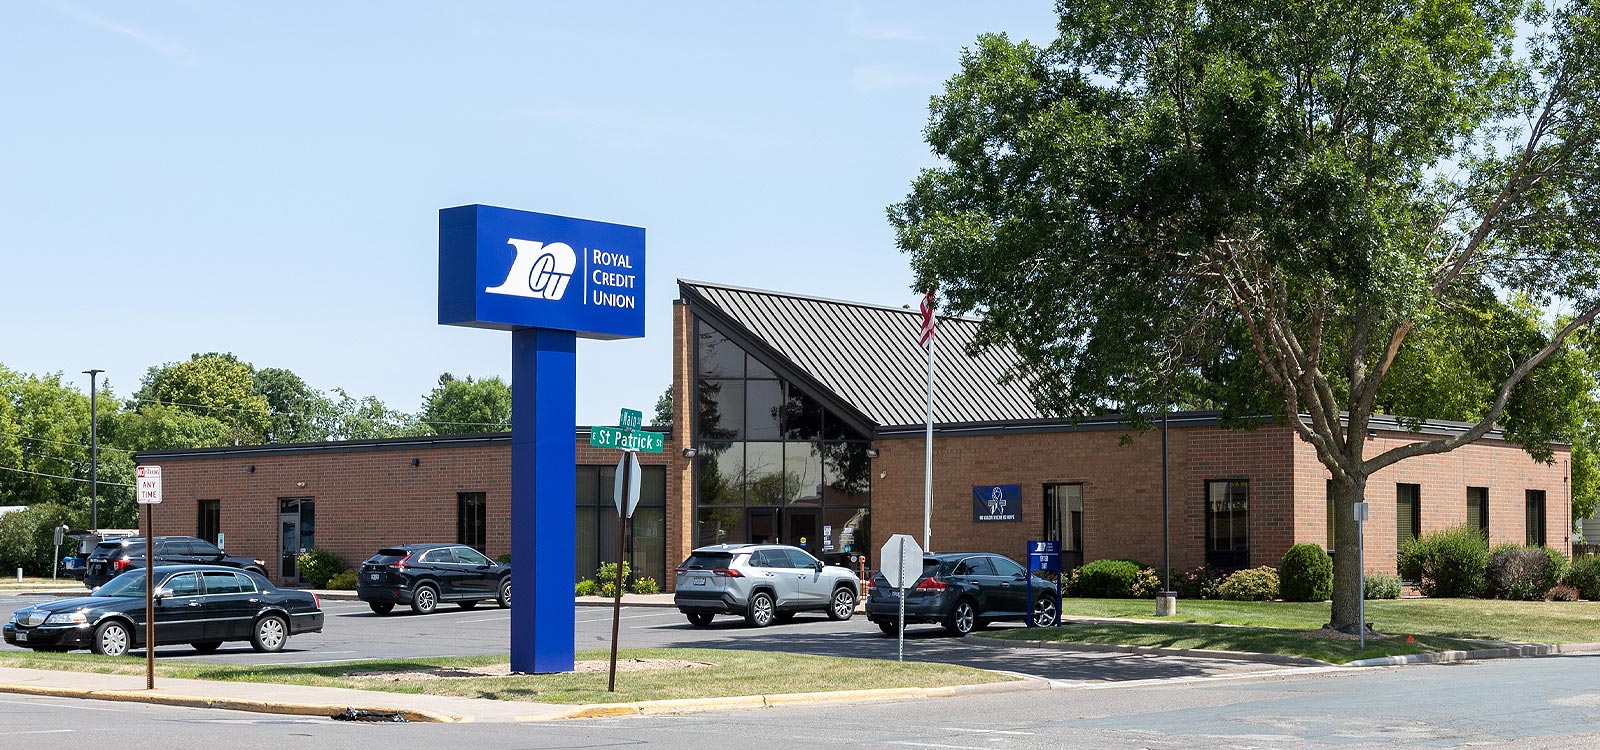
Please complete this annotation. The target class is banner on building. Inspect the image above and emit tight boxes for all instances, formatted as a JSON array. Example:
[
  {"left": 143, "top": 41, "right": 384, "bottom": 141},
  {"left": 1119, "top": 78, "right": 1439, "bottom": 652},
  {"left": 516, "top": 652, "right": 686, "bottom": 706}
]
[{"left": 972, "top": 484, "right": 1021, "bottom": 522}]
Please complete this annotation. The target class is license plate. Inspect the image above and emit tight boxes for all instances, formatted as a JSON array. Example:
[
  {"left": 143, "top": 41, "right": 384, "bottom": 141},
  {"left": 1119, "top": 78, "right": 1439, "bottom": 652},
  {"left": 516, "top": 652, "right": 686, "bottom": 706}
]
[
  {"left": 692, "top": 576, "right": 709, "bottom": 586},
  {"left": 14, "top": 632, "right": 26, "bottom": 642},
  {"left": 367, "top": 573, "right": 381, "bottom": 581}
]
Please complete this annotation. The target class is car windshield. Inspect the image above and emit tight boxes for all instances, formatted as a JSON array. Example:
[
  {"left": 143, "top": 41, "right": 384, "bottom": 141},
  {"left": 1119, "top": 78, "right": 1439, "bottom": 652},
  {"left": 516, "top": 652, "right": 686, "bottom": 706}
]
[{"left": 93, "top": 571, "right": 148, "bottom": 597}]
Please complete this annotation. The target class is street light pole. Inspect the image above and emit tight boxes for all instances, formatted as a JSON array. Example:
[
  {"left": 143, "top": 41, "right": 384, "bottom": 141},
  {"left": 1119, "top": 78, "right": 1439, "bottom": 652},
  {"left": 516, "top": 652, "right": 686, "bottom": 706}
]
[{"left": 83, "top": 369, "right": 103, "bottom": 530}]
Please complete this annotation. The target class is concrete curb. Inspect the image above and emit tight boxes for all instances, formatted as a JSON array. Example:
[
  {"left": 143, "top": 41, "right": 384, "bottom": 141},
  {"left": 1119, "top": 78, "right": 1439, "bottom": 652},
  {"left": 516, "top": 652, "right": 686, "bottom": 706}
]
[
  {"left": 1343, "top": 641, "right": 1600, "bottom": 667},
  {"left": 0, "top": 683, "right": 466, "bottom": 723},
  {"left": 962, "top": 634, "right": 1332, "bottom": 667},
  {"left": 556, "top": 677, "right": 1048, "bottom": 719}
]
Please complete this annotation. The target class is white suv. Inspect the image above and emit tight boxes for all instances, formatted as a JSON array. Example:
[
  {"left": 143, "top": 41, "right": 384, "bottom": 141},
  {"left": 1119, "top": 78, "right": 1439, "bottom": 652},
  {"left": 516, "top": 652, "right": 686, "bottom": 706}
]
[{"left": 674, "top": 544, "right": 860, "bottom": 627}]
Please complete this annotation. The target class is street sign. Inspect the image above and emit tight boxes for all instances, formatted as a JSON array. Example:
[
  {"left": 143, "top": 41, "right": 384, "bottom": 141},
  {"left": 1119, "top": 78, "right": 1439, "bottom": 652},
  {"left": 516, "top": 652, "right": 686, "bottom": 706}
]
[
  {"left": 880, "top": 534, "right": 923, "bottom": 589},
  {"left": 1027, "top": 539, "right": 1062, "bottom": 572},
  {"left": 1353, "top": 502, "right": 1369, "bottom": 521},
  {"left": 135, "top": 465, "right": 162, "bottom": 504},
  {"left": 619, "top": 408, "right": 643, "bottom": 431},
  {"left": 589, "top": 426, "right": 665, "bottom": 453},
  {"left": 613, "top": 451, "right": 642, "bottom": 517},
  {"left": 53, "top": 525, "right": 65, "bottom": 546}
]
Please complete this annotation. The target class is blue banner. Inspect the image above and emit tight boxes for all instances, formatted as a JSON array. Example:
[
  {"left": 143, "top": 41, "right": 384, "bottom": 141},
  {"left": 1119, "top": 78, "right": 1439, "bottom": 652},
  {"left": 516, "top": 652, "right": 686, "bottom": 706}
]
[{"left": 972, "top": 484, "right": 1021, "bottom": 522}]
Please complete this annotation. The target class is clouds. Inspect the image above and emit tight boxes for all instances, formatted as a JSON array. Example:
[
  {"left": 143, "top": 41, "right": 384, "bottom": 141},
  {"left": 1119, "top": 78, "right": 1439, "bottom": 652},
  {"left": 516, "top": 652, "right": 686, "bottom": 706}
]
[{"left": 54, "top": 3, "right": 195, "bottom": 63}]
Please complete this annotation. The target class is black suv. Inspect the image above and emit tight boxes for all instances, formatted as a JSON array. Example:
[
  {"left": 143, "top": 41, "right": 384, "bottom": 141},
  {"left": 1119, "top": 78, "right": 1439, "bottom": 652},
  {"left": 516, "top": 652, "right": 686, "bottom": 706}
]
[
  {"left": 356, "top": 543, "right": 511, "bottom": 615},
  {"left": 83, "top": 536, "right": 268, "bottom": 589}
]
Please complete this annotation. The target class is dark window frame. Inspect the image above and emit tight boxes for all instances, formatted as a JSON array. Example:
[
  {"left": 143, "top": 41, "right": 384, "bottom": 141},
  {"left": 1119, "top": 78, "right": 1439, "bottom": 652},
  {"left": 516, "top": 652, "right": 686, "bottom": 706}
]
[
  {"left": 1467, "top": 487, "right": 1489, "bottom": 536},
  {"left": 197, "top": 499, "right": 221, "bottom": 547},
  {"left": 1526, "top": 489, "right": 1547, "bottom": 546},
  {"left": 456, "top": 492, "right": 487, "bottom": 553},
  {"left": 1204, "top": 478, "right": 1250, "bottom": 571}
]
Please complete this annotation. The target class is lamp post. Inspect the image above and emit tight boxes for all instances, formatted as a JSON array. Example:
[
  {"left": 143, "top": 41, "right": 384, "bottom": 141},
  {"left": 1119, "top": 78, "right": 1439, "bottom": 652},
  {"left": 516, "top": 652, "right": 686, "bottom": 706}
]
[
  {"left": 1156, "top": 410, "right": 1177, "bottom": 616},
  {"left": 83, "top": 369, "right": 103, "bottom": 530}
]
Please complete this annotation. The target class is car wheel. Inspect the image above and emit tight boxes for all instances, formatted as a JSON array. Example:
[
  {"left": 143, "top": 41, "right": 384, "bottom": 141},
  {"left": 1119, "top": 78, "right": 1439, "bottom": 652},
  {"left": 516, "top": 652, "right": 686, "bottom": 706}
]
[
  {"left": 827, "top": 586, "right": 857, "bottom": 621},
  {"left": 496, "top": 578, "right": 511, "bottom": 609},
  {"left": 944, "top": 599, "right": 977, "bottom": 637},
  {"left": 1032, "top": 595, "right": 1059, "bottom": 627},
  {"left": 251, "top": 615, "right": 289, "bottom": 653},
  {"left": 745, "top": 590, "right": 776, "bottom": 627},
  {"left": 190, "top": 641, "right": 223, "bottom": 654},
  {"left": 411, "top": 584, "right": 438, "bottom": 615},
  {"left": 91, "top": 620, "right": 132, "bottom": 657},
  {"left": 457, "top": 600, "right": 479, "bottom": 610},
  {"left": 877, "top": 620, "right": 898, "bottom": 637},
  {"left": 686, "top": 612, "right": 714, "bottom": 627},
  {"left": 369, "top": 601, "right": 394, "bottom": 615}
]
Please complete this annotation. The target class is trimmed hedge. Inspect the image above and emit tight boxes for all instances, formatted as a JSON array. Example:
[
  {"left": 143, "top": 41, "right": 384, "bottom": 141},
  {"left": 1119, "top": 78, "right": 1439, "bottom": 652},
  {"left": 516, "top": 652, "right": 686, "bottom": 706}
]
[
  {"left": 1569, "top": 555, "right": 1600, "bottom": 600},
  {"left": 1218, "top": 566, "right": 1279, "bottom": 601},
  {"left": 1278, "top": 544, "right": 1333, "bottom": 601},
  {"left": 325, "top": 570, "right": 359, "bottom": 590},
  {"left": 1363, "top": 573, "right": 1402, "bottom": 600},
  {"left": 1071, "top": 559, "right": 1145, "bottom": 598},
  {"left": 1397, "top": 525, "right": 1487, "bottom": 597}
]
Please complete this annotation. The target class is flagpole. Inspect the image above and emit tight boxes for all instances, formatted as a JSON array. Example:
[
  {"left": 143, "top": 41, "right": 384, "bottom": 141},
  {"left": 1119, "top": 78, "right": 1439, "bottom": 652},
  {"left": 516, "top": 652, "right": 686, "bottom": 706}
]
[{"left": 923, "top": 309, "right": 935, "bottom": 552}]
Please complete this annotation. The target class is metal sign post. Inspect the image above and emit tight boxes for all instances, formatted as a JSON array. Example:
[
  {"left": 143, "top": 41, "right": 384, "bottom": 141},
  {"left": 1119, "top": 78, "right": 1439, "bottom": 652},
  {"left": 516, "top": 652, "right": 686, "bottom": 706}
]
[
  {"left": 52, "top": 525, "right": 65, "bottom": 581},
  {"left": 880, "top": 534, "right": 923, "bottom": 662},
  {"left": 1354, "top": 501, "right": 1369, "bottom": 651},
  {"left": 606, "top": 411, "right": 645, "bottom": 693},
  {"left": 135, "top": 465, "right": 162, "bottom": 689},
  {"left": 1026, "top": 540, "right": 1061, "bottom": 628}
]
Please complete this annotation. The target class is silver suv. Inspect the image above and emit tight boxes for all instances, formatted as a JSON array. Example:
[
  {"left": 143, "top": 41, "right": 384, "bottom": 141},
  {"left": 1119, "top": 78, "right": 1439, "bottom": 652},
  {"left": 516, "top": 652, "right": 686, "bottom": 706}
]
[{"left": 674, "top": 544, "right": 860, "bottom": 627}]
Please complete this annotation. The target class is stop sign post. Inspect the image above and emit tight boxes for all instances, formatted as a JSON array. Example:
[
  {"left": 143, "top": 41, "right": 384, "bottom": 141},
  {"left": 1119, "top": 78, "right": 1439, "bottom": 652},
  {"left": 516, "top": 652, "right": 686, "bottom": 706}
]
[{"left": 879, "top": 534, "right": 923, "bottom": 661}]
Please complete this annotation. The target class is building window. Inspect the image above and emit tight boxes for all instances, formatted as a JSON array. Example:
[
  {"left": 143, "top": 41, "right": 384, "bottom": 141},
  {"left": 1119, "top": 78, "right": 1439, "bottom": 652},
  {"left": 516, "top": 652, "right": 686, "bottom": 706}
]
[
  {"left": 1205, "top": 479, "right": 1249, "bottom": 571},
  {"left": 1526, "top": 490, "right": 1547, "bottom": 546},
  {"left": 457, "top": 493, "right": 486, "bottom": 553},
  {"left": 1467, "top": 487, "right": 1489, "bottom": 537},
  {"left": 1397, "top": 482, "right": 1421, "bottom": 546},
  {"left": 1044, "top": 484, "right": 1084, "bottom": 556},
  {"left": 577, "top": 465, "right": 668, "bottom": 585},
  {"left": 197, "top": 500, "right": 220, "bottom": 547},
  {"left": 1325, "top": 480, "right": 1336, "bottom": 553}
]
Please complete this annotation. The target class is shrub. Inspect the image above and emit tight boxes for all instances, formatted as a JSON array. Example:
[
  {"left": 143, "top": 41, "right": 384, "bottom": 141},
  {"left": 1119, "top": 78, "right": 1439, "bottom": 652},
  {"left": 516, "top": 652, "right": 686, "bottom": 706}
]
[
  {"left": 1397, "top": 525, "right": 1487, "bottom": 597},
  {"left": 325, "top": 570, "right": 359, "bottom": 590},
  {"left": 1071, "top": 559, "right": 1144, "bottom": 598},
  {"left": 1278, "top": 544, "right": 1334, "bottom": 602},
  {"left": 296, "top": 547, "right": 346, "bottom": 588},
  {"left": 630, "top": 576, "right": 661, "bottom": 595},
  {"left": 1172, "top": 566, "right": 1226, "bottom": 600},
  {"left": 1541, "top": 546, "right": 1569, "bottom": 587},
  {"left": 574, "top": 579, "right": 599, "bottom": 597},
  {"left": 1547, "top": 584, "right": 1581, "bottom": 602},
  {"left": 1218, "top": 566, "right": 1279, "bottom": 601},
  {"left": 1568, "top": 555, "right": 1600, "bottom": 600},
  {"left": 596, "top": 560, "right": 633, "bottom": 598},
  {"left": 496, "top": 553, "right": 511, "bottom": 564},
  {"left": 1364, "top": 573, "right": 1402, "bottom": 600},
  {"left": 1485, "top": 544, "right": 1562, "bottom": 600},
  {"left": 1130, "top": 567, "right": 1162, "bottom": 598}
]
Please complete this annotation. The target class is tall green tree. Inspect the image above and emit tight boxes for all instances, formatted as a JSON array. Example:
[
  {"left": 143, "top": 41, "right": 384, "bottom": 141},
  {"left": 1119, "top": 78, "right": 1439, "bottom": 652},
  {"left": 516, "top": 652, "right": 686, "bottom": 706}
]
[
  {"left": 134, "top": 353, "right": 271, "bottom": 444},
  {"left": 329, "top": 389, "right": 419, "bottom": 440},
  {"left": 892, "top": 0, "right": 1600, "bottom": 630},
  {"left": 652, "top": 385, "right": 673, "bottom": 427},
  {"left": 253, "top": 367, "right": 335, "bottom": 444},
  {"left": 419, "top": 373, "right": 511, "bottom": 435}
]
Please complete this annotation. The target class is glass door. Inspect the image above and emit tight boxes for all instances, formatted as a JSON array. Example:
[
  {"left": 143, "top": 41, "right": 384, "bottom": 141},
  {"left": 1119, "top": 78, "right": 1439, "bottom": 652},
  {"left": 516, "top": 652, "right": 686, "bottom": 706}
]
[
  {"left": 278, "top": 498, "right": 315, "bottom": 584},
  {"left": 784, "top": 509, "right": 821, "bottom": 558}
]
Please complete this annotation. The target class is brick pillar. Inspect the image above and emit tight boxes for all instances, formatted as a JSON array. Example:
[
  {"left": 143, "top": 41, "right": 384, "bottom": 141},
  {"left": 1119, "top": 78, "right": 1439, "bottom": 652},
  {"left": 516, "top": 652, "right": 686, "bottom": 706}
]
[{"left": 667, "top": 300, "right": 695, "bottom": 592}]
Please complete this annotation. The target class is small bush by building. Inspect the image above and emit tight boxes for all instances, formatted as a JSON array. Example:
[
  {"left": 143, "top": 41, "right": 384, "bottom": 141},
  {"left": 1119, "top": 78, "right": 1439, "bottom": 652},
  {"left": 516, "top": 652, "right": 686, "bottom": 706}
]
[
  {"left": 296, "top": 547, "right": 347, "bottom": 588},
  {"left": 630, "top": 576, "right": 660, "bottom": 595},
  {"left": 1218, "top": 566, "right": 1279, "bottom": 601},
  {"left": 1278, "top": 544, "right": 1333, "bottom": 601},
  {"left": 1397, "top": 525, "right": 1488, "bottom": 598},
  {"left": 325, "top": 570, "right": 359, "bottom": 590},
  {"left": 1171, "top": 565, "right": 1226, "bottom": 600},
  {"left": 574, "top": 579, "right": 599, "bottom": 597},
  {"left": 1547, "top": 583, "right": 1581, "bottom": 602},
  {"left": 1070, "top": 559, "right": 1144, "bottom": 598},
  {"left": 1363, "top": 573, "right": 1402, "bottom": 600},
  {"left": 1485, "top": 544, "right": 1564, "bottom": 600},
  {"left": 1568, "top": 555, "right": 1600, "bottom": 600}
]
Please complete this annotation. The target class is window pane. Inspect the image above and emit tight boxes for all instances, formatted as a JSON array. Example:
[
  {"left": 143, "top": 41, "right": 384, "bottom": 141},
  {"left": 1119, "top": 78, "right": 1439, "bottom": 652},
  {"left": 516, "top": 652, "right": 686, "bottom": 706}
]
[
  {"left": 1467, "top": 487, "right": 1487, "bottom": 533},
  {"left": 1397, "top": 484, "right": 1419, "bottom": 545},
  {"left": 640, "top": 466, "right": 667, "bottom": 507},
  {"left": 1526, "top": 490, "right": 1546, "bottom": 546},
  {"left": 746, "top": 380, "right": 782, "bottom": 440},
  {"left": 823, "top": 414, "right": 867, "bottom": 442},
  {"left": 823, "top": 443, "right": 871, "bottom": 502},
  {"left": 781, "top": 385, "right": 823, "bottom": 440},
  {"left": 697, "top": 507, "right": 746, "bottom": 548},
  {"left": 165, "top": 573, "right": 199, "bottom": 596},
  {"left": 784, "top": 442, "right": 823, "bottom": 504},
  {"left": 202, "top": 571, "right": 241, "bottom": 595},
  {"left": 744, "top": 442, "right": 785, "bottom": 505},
  {"left": 599, "top": 511, "right": 622, "bottom": 566},
  {"left": 696, "top": 319, "right": 744, "bottom": 377},
  {"left": 576, "top": 507, "right": 598, "bottom": 581},
  {"left": 599, "top": 466, "right": 616, "bottom": 511},
  {"left": 630, "top": 507, "right": 665, "bottom": 584},
  {"left": 697, "top": 442, "right": 743, "bottom": 505},
  {"left": 990, "top": 555, "right": 1025, "bottom": 577},
  {"left": 747, "top": 354, "right": 776, "bottom": 379},
  {"left": 576, "top": 466, "right": 600, "bottom": 506},
  {"left": 823, "top": 506, "right": 869, "bottom": 556},
  {"left": 1326, "top": 480, "right": 1336, "bottom": 552},
  {"left": 698, "top": 379, "right": 744, "bottom": 440}
]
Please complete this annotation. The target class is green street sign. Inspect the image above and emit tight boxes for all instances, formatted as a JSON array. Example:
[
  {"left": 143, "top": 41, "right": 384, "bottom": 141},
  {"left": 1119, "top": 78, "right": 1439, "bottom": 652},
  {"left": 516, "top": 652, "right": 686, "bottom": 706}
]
[
  {"left": 590, "top": 426, "right": 665, "bottom": 453},
  {"left": 619, "top": 408, "right": 643, "bottom": 431}
]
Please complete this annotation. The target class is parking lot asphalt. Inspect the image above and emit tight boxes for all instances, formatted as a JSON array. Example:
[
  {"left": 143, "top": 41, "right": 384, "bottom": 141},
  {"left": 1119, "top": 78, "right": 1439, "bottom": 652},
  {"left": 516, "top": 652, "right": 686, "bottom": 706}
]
[{"left": 0, "top": 593, "right": 1281, "bottom": 682}]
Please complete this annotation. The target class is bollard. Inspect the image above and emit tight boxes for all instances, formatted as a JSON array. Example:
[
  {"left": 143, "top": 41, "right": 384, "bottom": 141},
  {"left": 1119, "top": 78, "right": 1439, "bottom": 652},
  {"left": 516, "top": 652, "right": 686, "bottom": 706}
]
[{"left": 15, "top": 568, "right": 21, "bottom": 583}]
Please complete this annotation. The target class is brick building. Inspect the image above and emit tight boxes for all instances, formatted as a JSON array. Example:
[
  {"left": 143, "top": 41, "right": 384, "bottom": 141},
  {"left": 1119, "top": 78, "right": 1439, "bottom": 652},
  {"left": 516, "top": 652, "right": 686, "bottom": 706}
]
[{"left": 139, "top": 280, "right": 1571, "bottom": 589}]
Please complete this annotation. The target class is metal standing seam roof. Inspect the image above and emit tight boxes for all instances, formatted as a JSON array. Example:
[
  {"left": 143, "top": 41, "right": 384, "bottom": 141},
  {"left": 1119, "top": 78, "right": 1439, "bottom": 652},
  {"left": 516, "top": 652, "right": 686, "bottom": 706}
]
[{"left": 678, "top": 280, "right": 1045, "bottom": 430}]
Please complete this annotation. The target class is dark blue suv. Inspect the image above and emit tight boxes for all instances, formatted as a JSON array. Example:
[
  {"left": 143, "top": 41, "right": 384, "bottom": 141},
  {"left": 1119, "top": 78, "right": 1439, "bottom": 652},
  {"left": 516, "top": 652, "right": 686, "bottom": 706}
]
[
  {"left": 357, "top": 543, "right": 511, "bottom": 615},
  {"left": 865, "top": 552, "right": 1059, "bottom": 636}
]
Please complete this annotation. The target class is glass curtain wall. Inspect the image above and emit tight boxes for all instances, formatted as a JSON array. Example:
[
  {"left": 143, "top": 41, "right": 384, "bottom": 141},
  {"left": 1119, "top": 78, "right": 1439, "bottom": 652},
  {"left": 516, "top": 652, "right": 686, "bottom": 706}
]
[
  {"left": 576, "top": 465, "right": 667, "bottom": 585},
  {"left": 693, "top": 318, "right": 872, "bottom": 563}
]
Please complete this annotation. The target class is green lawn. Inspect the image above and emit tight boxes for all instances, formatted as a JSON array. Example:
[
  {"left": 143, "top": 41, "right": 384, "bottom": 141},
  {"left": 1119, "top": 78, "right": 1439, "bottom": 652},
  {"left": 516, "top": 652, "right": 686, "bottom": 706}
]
[
  {"left": 986, "top": 621, "right": 1485, "bottom": 663},
  {"left": 0, "top": 648, "right": 1013, "bottom": 704},
  {"left": 1060, "top": 598, "right": 1600, "bottom": 645}
]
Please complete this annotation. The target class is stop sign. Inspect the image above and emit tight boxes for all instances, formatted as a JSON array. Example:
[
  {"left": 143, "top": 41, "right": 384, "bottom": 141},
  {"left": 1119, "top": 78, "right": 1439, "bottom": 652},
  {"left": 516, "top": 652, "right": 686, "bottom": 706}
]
[{"left": 879, "top": 534, "right": 924, "bottom": 589}]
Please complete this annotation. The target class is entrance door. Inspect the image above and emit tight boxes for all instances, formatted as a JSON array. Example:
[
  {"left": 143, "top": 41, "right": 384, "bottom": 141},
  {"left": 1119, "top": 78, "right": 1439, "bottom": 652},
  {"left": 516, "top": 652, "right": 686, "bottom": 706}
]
[
  {"left": 783, "top": 509, "right": 822, "bottom": 558},
  {"left": 278, "top": 498, "right": 315, "bottom": 584}
]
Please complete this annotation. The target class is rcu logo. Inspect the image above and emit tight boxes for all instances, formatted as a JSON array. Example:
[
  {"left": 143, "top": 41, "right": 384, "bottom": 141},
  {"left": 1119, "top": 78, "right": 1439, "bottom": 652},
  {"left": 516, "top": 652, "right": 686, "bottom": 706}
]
[{"left": 485, "top": 239, "right": 576, "bottom": 301}]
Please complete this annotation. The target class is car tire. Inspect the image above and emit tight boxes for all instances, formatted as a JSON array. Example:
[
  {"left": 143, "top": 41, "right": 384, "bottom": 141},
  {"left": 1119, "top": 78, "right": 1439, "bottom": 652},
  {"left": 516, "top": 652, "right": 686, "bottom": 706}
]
[
  {"left": 1032, "top": 595, "right": 1059, "bottom": 627},
  {"left": 496, "top": 578, "right": 511, "bottom": 609},
  {"left": 686, "top": 612, "right": 714, "bottom": 627},
  {"left": 877, "top": 620, "right": 898, "bottom": 637},
  {"left": 251, "top": 615, "right": 289, "bottom": 653},
  {"left": 827, "top": 586, "right": 857, "bottom": 621},
  {"left": 745, "top": 590, "right": 776, "bottom": 627},
  {"left": 91, "top": 620, "right": 132, "bottom": 657},
  {"left": 411, "top": 584, "right": 439, "bottom": 615},
  {"left": 369, "top": 601, "right": 394, "bottom": 615},
  {"left": 944, "top": 599, "right": 977, "bottom": 637},
  {"left": 458, "top": 601, "right": 479, "bottom": 610},
  {"left": 190, "top": 641, "right": 223, "bottom": 654}
]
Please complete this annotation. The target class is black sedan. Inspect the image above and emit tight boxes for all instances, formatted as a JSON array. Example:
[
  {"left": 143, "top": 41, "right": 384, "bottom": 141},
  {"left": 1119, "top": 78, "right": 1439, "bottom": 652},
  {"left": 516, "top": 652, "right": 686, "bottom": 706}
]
[
  {"left": 865, "top": 552, "right": 1060, "bottom": 636},
  {"left": 3, "top": 565, "right": 323, "bottom": 656}
]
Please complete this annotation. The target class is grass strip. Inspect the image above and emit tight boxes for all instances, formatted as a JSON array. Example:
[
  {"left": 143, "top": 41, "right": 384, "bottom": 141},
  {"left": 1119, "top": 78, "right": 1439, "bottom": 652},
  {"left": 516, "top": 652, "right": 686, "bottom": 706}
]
[
  {"left": 0, "top": 647, "right": 1013, "bottom": 704},
  {"left": 986, "top": 621, "right": 1487, "bottom": 663}
]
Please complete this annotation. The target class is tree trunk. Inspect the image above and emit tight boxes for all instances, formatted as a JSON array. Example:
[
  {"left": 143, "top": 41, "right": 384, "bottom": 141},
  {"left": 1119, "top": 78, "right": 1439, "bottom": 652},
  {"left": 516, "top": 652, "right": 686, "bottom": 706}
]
[{"left": 1329, "top": 473, "right": 1368, "bottom": 632}]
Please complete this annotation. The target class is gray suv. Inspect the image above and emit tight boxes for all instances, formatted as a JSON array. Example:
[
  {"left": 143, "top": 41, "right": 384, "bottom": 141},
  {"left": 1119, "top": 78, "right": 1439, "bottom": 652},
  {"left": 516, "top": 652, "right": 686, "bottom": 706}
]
[{"left": 674, "top": 544, "right": 860, "bottom": 627}]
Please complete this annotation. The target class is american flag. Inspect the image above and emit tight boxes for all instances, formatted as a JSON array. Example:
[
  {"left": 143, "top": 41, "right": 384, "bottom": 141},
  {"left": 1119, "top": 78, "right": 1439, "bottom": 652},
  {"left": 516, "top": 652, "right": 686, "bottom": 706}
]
[{"left": 918, "top": 290, "right": 936, "bottom": 350}]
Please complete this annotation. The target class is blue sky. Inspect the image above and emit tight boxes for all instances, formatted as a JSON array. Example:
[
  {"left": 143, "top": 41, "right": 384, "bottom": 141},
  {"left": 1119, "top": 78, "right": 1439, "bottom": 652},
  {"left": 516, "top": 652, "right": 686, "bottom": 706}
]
[{"left": 0, "top": 2, "right": 1059, "bottom": 426}]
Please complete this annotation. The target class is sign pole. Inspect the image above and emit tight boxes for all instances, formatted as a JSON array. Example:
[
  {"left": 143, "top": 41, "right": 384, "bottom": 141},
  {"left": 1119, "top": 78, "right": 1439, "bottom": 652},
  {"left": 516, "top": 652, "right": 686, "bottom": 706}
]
[
  {"left": 897, "top": 541, "right": 906, "bottom": 662},
  {"left": 607, "top": 450, "right": 633, "bottom": 693},
  {"left": 144, "top": 499, "right": 154, "bottom": 689},
  {"left": 1356, "top": 501, "right": 1368, "bottom": 651}
]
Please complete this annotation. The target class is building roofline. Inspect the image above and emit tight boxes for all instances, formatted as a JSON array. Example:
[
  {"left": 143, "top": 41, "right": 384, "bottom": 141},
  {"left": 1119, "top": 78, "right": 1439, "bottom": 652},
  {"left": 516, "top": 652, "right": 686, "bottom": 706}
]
[
  {"left": 677, "top": 278, "right": 983, "bottom": 324},
  {"left": 875, "top": 411, "right": 1542, "bottom": 444},
  {"left": 133, "top": 426, "right": 671, "bottom": 462}
]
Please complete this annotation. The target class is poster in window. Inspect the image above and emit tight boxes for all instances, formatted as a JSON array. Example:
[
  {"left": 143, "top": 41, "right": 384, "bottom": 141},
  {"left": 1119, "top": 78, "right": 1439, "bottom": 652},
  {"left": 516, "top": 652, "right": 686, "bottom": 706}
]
[{"left": 972, "top": 484, "right": 1021, "bottom": 522}]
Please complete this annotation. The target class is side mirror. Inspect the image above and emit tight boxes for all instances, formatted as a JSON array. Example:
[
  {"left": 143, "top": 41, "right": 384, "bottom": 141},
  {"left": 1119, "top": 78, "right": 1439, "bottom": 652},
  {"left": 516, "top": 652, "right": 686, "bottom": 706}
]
[
  {"left": 153, "top": 588, "right": 174, "bottom": 600},
  {"left": 814, "top": 561, "right": 824, "bottom": 572}
]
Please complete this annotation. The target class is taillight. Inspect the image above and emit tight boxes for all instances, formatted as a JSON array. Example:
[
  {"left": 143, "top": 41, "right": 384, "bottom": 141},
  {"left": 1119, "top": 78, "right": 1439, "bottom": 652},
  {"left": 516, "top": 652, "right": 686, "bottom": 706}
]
[
  {"left": 914, "top": 577, "right": 947, "bottom": 590},
  {"left": 866, "top": 578, "right": 877, "bottom": 592},
  {"left": 113, "top": 559, "right": 129, "bottom": 571},
  {"left": 674, "top": 567, "right": 688, "bottom": 574},
  {"left": 313, "top": 594, "right": 321, "bottom": 609},
  {"left": 712, "top": 569, "right": 742, "bottom": 578},
  {"left": 395, "top": 554, "right": 412, "bottom": 570}
]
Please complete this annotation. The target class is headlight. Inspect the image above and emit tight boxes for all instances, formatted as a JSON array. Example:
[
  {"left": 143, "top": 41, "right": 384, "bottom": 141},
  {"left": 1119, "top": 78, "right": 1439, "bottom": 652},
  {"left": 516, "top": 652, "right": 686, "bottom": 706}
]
[
  {"left": 44, "top": 611, "right": 88, "bottom": 625},
  {"left": 5, "top": 609, "right": 18, "bottom": 624}
]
